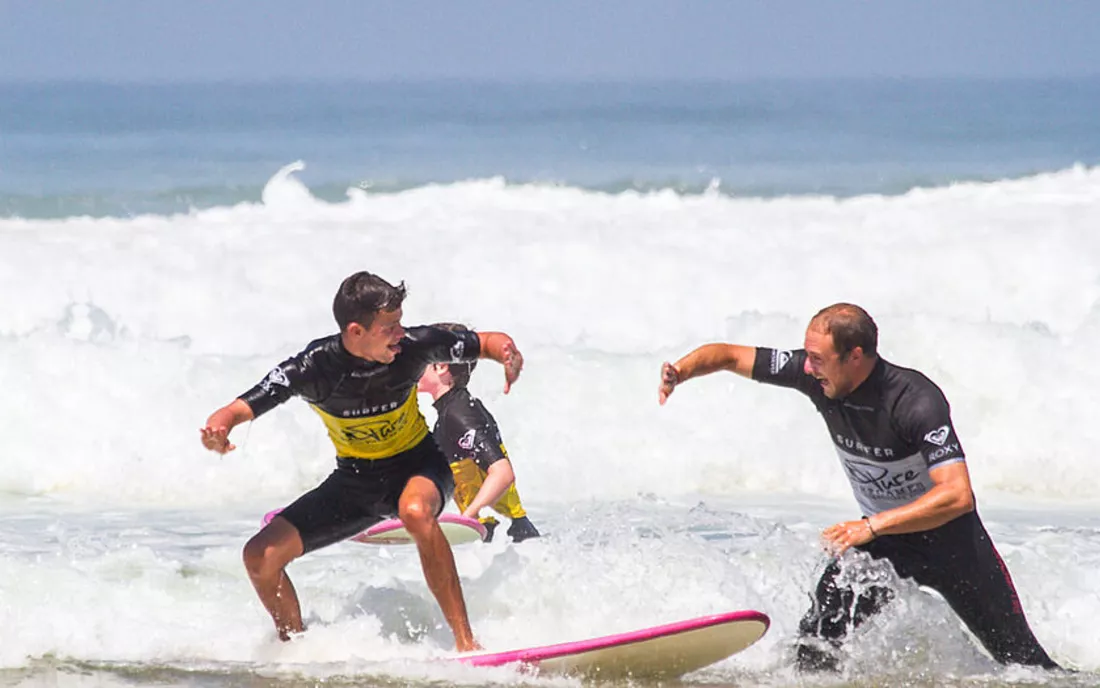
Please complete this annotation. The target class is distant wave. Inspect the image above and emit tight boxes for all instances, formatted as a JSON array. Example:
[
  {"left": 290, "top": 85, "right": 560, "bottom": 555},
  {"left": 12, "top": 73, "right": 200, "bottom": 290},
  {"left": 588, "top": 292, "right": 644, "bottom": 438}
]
[{"left": 2, "top": 162, "right": 1096, "bottom": 220}]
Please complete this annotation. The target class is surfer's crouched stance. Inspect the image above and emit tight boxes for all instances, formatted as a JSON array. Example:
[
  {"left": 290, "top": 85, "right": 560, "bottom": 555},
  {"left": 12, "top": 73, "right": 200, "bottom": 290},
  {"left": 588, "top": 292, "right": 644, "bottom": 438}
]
[
  {"left": 658, "top": 303, "right": 1060, "bottom": 671},
  {"left": 199, "top": 271, "right": 523, "bottom": 648}
]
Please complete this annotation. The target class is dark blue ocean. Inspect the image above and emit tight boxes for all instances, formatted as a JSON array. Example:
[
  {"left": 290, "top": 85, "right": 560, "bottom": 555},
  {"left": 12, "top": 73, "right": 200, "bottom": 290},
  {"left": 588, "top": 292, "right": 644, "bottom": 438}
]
[{"left": 3, "top": 78, "right": 1099, "bottom": 218}]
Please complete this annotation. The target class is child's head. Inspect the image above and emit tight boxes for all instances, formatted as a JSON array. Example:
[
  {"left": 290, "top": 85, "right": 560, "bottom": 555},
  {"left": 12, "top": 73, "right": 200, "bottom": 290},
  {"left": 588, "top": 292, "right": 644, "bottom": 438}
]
[{"left": 417, "top": 323, "right": 477, "bottom": 395}]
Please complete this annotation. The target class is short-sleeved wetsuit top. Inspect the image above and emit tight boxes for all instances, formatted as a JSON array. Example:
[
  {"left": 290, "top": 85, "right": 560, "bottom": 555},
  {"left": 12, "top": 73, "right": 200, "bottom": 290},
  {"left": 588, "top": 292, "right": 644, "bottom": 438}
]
[
  {"left": 239, "top": 326, "right": 481, "bottom": 460},
  {"left": 752, "top": 349, "right": 965, "bottom": 516},
  {"left": 432, "top": 386, "right": 510, "bottom": 470}
]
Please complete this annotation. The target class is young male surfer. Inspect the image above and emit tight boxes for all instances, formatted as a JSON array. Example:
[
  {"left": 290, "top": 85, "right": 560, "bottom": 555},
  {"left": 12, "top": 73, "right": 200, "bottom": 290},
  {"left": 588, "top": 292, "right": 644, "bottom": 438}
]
[{"left": 199, "top": 271, "right": 523, "bottom": 649}]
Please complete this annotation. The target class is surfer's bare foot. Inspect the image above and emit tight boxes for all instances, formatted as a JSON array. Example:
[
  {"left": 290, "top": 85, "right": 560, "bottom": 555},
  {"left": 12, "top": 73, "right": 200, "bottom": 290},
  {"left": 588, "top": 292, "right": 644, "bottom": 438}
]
[
  {"left": 277, "top": 625, "right": 307, "bottom": 642},
  {"left": 457, "top": 638, "right": 483, "bottom": 653}
]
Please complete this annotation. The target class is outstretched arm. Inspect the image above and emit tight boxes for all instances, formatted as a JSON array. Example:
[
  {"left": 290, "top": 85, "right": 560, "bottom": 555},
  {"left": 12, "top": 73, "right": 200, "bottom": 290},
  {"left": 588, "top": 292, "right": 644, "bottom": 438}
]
[
  {"left": 461, "top": 460, "right": 516, "bottom": 520},
  {"left": 659, "top": 343, "right": 757, "bottom": 404},
  {"left": 477, "top": 332, "right": 523, "bottom": 394},
  {"left": 200, "top": 398, "right": 255, "bottom": 454}
]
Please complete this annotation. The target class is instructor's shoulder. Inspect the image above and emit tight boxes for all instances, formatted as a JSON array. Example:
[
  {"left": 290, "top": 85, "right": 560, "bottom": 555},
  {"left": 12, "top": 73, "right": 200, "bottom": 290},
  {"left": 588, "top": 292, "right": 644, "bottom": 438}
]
[{"left": 886, "top": 360, "right": 952, "bottom": 414}]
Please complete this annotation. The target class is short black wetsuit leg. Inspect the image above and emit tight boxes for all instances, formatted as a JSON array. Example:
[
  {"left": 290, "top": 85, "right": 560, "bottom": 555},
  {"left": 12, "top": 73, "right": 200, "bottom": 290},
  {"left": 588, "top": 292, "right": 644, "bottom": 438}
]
[
  {"left": 797, "top": 511, "right": 1058, "bottom": 669},
  {"left": 278, "top": 436, "right": 456, "bottom": 554}
]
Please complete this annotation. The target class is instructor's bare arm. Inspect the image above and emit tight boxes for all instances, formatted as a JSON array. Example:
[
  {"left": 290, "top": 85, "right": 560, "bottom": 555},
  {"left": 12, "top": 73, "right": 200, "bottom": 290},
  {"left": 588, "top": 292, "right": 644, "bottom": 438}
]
[
  {"left": 476, "top": 332, "right": 523, "bottom": 394},
  {"left": 866, "top": 461, "right": 975, "bottom": 536},
  {"left": 200, "top": 398, "right": 255, "bottom": 454},
  {"left": 659, "top": 344, "right": 757, "bottom": 404},
  {"left": 823, "top": 462, "right": 975, "bottom": 554}
]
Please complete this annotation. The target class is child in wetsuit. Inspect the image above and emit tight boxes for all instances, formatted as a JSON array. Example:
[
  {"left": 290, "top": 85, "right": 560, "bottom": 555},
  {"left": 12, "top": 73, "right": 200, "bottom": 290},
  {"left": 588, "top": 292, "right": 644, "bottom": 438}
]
[{"left": 417, "top": 323, "right": 540, "bottom": 543}]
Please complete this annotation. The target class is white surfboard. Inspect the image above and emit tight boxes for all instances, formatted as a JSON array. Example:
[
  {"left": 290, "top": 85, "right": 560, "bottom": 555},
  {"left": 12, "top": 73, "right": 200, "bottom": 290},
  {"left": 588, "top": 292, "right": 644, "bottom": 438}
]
[
  {"left": 458, "top": 609, "right": 769, "bottom": 679},
  {"left": 262, "top": 509, "right": 487, "bottom": 546}
]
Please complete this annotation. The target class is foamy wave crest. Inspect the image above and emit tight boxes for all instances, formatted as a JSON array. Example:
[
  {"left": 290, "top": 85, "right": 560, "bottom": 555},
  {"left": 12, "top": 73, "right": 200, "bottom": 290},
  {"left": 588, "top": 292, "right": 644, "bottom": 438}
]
[{"left": 2, "top": 163, "right": 1099, "bottom": 505}]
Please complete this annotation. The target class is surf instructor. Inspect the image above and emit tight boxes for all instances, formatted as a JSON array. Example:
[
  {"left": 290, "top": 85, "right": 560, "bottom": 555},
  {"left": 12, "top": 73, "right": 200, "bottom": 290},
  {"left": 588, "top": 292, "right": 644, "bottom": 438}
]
[
  {"left": 657, "top": 303, "right": 1059, "bottom": 671},
  {"left": 199, "top": 270, "right": 523, "bottom": 650}
]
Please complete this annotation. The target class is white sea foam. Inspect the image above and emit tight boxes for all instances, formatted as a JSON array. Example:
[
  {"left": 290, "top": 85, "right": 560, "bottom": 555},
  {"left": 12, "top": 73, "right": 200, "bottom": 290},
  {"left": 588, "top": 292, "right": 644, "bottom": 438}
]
[
  {"left": 1, "top": 164, "right": 1098, "bottom": 682},
  {"left": 3, "top": 162, "right": 1099, "bottom": 505}
]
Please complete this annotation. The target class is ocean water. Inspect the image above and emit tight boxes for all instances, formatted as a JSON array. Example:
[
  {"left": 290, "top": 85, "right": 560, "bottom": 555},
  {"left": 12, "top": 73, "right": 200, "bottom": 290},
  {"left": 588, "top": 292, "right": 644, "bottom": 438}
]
[{"left": 1, "top": 79, "right": 1099, "bottom": 687}]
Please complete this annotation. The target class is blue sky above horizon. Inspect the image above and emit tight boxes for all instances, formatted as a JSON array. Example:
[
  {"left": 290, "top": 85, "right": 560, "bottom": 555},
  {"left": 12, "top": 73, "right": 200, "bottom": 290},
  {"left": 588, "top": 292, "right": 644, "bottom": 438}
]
[{"left": 1, "top": 1, "right": 1097, "bottom": 83}]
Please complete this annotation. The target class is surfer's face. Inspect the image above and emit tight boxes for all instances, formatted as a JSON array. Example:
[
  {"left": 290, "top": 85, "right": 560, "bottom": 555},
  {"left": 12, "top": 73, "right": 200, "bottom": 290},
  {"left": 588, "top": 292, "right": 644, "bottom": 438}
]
[
  {"left": 344, "top": 308, "right": 405, "bottom": 363},
  {"left": 803, "top": 325, "right": 863, "bottom": 399}
]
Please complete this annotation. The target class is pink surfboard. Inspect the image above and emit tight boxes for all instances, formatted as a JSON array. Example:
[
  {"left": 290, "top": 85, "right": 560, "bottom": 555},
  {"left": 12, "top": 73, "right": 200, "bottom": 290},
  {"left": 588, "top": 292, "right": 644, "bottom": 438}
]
[
  {"left": 457, "top": 609, "right": 769, "bottom": 679},
  {"left": 262, "top": 509, "right": 487, "bottom": 545}
]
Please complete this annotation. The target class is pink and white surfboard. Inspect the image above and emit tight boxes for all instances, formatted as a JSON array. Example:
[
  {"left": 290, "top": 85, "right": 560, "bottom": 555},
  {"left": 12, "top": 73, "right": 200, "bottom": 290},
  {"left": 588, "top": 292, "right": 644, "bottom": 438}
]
[
  {"left": 261, "top": 509, "right": 487, "bottom": 546},
  {"left": 457, "top": 609, "right": 769, "bottom": 679}
]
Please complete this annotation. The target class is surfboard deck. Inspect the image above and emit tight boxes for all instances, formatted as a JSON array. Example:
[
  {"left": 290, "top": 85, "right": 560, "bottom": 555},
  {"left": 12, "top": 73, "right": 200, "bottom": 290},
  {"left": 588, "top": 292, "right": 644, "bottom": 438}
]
[
  {"left": 262, "top": 509, "right": 487, "bottom": 546},
  {"left": 457, "top": 609, "right": 769, "bottom": 679}
]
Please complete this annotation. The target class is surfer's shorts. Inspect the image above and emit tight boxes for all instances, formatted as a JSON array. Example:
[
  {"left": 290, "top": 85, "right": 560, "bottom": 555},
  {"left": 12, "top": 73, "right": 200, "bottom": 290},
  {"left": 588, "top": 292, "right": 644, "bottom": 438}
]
[{"left": 278, "top": 435, "right": 455, "bottom": 553}]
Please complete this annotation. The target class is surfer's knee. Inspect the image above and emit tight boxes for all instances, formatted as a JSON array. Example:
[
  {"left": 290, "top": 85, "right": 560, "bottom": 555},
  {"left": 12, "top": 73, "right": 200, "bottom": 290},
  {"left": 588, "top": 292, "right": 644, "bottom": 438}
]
[
  {"left": 398, "top": 498, "right": 435, "bottom": 534},
  {"left": 242, "top": 536, "right": 293, "bottom": 578}
]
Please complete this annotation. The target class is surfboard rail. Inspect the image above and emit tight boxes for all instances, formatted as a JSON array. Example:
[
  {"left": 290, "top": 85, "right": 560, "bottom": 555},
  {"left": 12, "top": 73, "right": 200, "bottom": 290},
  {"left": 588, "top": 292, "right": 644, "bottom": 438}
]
[{"left": 458, "top": 609, "right": 770, "bottom": 678}]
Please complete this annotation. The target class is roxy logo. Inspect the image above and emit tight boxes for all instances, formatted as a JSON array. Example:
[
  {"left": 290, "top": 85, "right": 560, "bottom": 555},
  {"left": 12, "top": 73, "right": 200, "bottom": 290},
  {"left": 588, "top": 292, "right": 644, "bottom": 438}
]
[
  {"left": 450, "top": 340, "right": 465, "bottom": 361},
  {"left": 260, "top": 366, "right": 290, "bottom": 391},
  {"left": 924, "top": 425, "right": 951, "bottom": 446},
  {"left": 928, "top": 444, "right": 961, "bottom": 462},
  {"left": 458, "top": 428, "right": 477, "bottom": 450},
  {"left": 770, "top": 350, "right": 792, "bottom": 374}
]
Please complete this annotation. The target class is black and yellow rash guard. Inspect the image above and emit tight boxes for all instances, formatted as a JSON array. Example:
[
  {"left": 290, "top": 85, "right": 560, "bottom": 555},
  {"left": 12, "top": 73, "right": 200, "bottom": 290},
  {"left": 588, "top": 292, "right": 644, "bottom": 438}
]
[
  {"left": 432, "top": 386, "right": 527, "bottom": 520},
  {"left": 239, "top": 326, "right": 481, "bottom": 460}
]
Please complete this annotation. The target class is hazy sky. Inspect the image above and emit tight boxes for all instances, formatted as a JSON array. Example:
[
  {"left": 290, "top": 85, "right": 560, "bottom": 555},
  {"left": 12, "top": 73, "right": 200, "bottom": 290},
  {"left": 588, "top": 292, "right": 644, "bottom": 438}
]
[{"left": 1, "top": 1, "right": 1097, "bottom": 82}]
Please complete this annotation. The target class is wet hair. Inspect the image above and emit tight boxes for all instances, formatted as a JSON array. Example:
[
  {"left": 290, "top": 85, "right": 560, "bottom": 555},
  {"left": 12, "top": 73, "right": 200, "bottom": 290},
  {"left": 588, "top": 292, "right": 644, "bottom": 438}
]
[
  {"left": 332, "top": 271, "right": 407, "bottom": 331},
  {"left": 432, "top": 322, "right": 477, "bottom": 388},
  {"left": 810, "top": 303, "right": 878, "bottom": 360}
]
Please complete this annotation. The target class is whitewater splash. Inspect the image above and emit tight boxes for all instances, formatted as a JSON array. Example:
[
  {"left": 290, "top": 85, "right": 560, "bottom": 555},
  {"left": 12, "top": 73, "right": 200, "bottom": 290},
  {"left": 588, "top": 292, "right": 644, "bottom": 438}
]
[
  {"left": 2, "top": 163, "right": 1099, "bottom": 686},
  {"left": 1, "top": 162, "right": 1099, "bottom": 507}
]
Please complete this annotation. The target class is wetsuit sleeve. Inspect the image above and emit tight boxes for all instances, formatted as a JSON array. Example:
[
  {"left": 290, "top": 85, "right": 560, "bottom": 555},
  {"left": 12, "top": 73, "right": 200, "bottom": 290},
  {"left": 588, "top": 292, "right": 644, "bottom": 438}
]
[
  {"left": 894, "top": 384, "right": 966, "bottom": 468},
  {"left": 751, "top": 348, "right": 820, "bottom": 398},
  {"left": 403, "top": 325, "right": 482, "bottom": 365},
  {"left": 237, "top": 347, "right": 330, "bottom": 418}
]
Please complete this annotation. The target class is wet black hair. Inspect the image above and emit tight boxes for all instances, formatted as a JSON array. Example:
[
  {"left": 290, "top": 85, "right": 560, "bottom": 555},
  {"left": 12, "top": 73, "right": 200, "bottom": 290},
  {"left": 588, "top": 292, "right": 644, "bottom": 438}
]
[{"left": 332, "top": 271, "right": 407, "bottom": 331}]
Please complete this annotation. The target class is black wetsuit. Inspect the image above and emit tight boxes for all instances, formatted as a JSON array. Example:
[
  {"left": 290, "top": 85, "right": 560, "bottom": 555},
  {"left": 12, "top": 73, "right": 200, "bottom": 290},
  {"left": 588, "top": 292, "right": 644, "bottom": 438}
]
[
  {"left": 433, "top": 387, "right": 540, "bottom": 542},
  {"left": 238, "top": 326, "right": 481, "bottom": 553},
  {"left": 752, "top": 348, "right": 1058, "bottom": 670},
  {"left": 433, "top": 388, "right": 509, "bottom": 469}
]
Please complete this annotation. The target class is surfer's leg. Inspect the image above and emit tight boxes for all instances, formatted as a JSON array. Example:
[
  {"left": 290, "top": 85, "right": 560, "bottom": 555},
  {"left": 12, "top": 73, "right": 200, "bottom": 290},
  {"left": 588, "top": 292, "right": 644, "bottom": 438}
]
[
  {"left": 242, "top": 516, "right": 305, "bottom": 641},
  {"left": 450, "top": 459, "right": 499, "bottom": 541},
  {"left": 256, "top": 467, "right": 379, "bottom": 640},
  {"left": 493, "top": 484, "right": 540, "bottom": 542},
  {"left": 795, "top": 558, "right": 894, "bottom": 671},
  {"left": 923, "top": 517, "right": 1060, "bottom": 669},
  {"left": 399, "top": 474, "right": 478, "bottom": 652}
]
